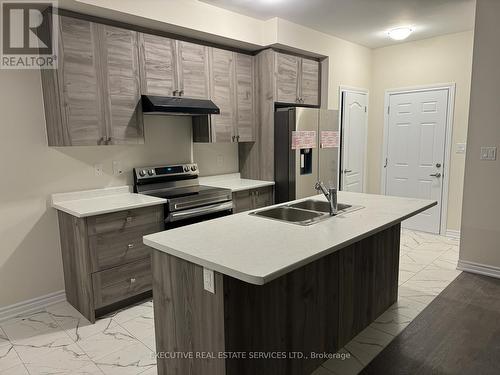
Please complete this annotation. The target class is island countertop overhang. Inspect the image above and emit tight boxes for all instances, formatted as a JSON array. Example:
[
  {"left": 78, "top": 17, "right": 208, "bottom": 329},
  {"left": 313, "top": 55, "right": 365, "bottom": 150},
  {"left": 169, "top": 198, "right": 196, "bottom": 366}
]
[{"left": 143, "top": 191, "right": 436, "bottom": 285}]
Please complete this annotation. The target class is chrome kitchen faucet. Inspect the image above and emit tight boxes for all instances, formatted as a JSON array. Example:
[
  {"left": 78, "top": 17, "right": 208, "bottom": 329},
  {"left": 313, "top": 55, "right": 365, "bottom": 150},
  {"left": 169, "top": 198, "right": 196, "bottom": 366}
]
[{"left": 314, "top": 181, "right": 338, "bottom": 216}]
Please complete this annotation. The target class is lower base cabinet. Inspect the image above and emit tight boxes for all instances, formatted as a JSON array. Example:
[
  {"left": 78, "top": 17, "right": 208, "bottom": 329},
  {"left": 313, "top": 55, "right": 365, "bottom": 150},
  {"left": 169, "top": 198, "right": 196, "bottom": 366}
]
[
  {"left": 57, "top": 205, "right": 163, "bottom": 322},
  {"left": 152, "top": 224, "right": 401, "bottom": 375},
  {"left": 232, "top": 186, "right": 274, "bottom": 213}
]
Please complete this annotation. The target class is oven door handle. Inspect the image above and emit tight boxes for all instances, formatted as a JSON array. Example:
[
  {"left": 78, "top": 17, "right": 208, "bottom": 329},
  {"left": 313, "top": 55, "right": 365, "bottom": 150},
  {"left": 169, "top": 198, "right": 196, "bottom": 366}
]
[{"left": 166, "top": 201, "right": 233, "bottom": 223}]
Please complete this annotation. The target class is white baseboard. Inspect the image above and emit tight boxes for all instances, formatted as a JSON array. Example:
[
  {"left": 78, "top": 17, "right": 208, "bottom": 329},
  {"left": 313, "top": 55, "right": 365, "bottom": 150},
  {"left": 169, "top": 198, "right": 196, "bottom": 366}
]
[
  {"left": 0, "top": 290, "right": 66, "bottom": 323},
  {"left": 445, "top": 229, "right": 461, "bottom": 239},
  {"left": 457, "top": 260, "right": 500, "bottom": 279}
]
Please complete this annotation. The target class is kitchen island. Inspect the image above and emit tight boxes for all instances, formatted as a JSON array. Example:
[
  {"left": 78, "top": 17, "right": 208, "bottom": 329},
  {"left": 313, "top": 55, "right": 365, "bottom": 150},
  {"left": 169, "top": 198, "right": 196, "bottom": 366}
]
[{"left": 144, "top": 192, "right": 435, "bottom": 375}]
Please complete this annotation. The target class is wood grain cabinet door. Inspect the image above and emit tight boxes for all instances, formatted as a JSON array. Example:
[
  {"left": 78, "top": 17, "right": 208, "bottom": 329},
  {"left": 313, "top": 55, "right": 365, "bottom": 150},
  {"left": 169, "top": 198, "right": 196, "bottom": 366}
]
[
  {"left": 100, "top": 25, "right": 144, "bottom": 145},
  {"left": 253, "top": 186, "right": 274, "bottom": 209},
  {"left": 275, "top": 52, "right": 300, "bottom": 104},
  {"left": 138, "top": 33, "right": 177, "bottom": 96},
  {"left": 209, "top": 48, "right": 236, "bottom": 143},
  {"left": 45, "top": 16, "right": 105, "bottom": 146},
  {"left": 300, "top": 58, "right": 320, "bottom": 106},
  {"left": 232, "top": 190, "right": 253, "bottom": 213},
  {"left": 176, "top": 41, "right": 210, "bottom": 99},
  {"left": 234, "top": 53, "right": 255, "bottom": 142}
]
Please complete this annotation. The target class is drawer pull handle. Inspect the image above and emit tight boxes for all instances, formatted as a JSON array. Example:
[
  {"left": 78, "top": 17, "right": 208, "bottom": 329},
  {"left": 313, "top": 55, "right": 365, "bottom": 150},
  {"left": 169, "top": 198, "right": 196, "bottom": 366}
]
[
  {"left": 130, "top": 278, "right": 137, "bottom": 284},
  {"left": 126, "top": 216, "right": 133, "bottom": 223},
  {"left": 127, "top": 243, "right": 134, "bottom": 249}
]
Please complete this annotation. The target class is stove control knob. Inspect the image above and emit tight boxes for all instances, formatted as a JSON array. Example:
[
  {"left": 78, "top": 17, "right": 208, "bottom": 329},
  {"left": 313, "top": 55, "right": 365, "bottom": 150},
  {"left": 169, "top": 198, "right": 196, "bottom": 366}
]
[
  {"left": 183, "top": 166, "right": 190, "bottom": 172},
  {"left": 191, "top": 165, "right": 197, "bottom": 171},
  {"left": 139, "top": 170, "right": 146, "bottom": 177},
  {"left": 148, "top": 169, "right": 155, "bottom": 176}
]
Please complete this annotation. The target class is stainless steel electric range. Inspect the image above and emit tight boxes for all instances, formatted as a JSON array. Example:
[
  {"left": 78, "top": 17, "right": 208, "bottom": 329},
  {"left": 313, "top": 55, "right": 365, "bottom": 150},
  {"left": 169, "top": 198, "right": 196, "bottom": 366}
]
[{"left": 133, "top": 163, "right": 233, "bottom": 229}]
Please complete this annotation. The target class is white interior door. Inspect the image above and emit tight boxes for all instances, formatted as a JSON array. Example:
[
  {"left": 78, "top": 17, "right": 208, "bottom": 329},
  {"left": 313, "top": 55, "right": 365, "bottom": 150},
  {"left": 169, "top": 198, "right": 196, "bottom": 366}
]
[
  {"left": 385, "top": 89, "right": 449, "bottom": 234},
  {"left": 341, "top": 91, "right": 368, "bottom": 192}
]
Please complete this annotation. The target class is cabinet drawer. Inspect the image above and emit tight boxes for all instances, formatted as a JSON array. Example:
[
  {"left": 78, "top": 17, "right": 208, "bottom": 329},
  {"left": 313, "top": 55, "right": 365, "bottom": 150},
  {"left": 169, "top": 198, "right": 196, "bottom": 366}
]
[
  {"left": 87, "top": 206, "right": 163, "bottom": 235},
  {"left": 89, "top": 222, "right": 162, "bottom": 272},
  {"left": 92, "top": 258, "right": 152, "bottom": 309}
]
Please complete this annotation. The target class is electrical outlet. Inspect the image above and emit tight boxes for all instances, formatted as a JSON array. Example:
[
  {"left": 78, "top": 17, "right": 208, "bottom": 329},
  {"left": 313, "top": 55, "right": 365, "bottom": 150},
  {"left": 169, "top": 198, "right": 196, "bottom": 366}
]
[
  {"left": 480, "top": 147, "right": 497, "bottom": 161},
  {"left": 216, "top": 155, "right": 224, "bottom": 168},
  {"left": 94, "top": 164, "right": 104, "bottom": 176},
  {"left": 203, "top": 268, "right": 215, "bottom": 294},
  {"left": 112, "top": 160, "right": 123, "bottom": 176}
]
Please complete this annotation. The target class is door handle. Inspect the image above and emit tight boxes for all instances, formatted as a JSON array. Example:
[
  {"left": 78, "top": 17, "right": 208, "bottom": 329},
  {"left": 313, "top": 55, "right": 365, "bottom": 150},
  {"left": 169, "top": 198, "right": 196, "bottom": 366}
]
[
  {"left": 344, "top": 169, "right": 353, "bottom": 173},
  {"left": 430, "top": 173, "right": 442, "bottom": 178}
]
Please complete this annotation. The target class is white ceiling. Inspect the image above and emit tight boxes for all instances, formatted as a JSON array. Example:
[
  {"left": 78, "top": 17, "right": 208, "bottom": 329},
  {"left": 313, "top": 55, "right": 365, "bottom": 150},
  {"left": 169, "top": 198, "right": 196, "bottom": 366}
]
[{"left": 200, "top": 0, "right": 476, "bottom": 48}]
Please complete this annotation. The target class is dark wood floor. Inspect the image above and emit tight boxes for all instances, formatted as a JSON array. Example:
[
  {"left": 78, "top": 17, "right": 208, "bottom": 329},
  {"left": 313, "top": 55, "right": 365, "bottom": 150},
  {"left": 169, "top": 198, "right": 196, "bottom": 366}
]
[{"left": 361, "top": 272, "right": 500, "bottom": 375}]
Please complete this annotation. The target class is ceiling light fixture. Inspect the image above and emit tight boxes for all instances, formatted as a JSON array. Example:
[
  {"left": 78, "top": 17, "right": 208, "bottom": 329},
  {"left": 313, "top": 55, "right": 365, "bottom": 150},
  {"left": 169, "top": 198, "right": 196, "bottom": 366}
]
[{"left": 388, "top": 27, "right": 413, "bottom": 41}]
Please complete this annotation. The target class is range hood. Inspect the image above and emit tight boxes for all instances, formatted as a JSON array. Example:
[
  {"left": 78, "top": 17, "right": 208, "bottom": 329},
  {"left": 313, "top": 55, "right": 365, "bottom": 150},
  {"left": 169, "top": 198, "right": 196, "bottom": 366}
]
[{"left": 141, "top": 95, "right": 220, "bottom": 115}]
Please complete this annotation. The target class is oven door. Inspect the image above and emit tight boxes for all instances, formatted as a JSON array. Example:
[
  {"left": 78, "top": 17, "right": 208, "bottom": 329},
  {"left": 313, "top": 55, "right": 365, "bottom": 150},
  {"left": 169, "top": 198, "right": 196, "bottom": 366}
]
[{"left": 165, "top": 201, "right": 233, "bottom": 229}]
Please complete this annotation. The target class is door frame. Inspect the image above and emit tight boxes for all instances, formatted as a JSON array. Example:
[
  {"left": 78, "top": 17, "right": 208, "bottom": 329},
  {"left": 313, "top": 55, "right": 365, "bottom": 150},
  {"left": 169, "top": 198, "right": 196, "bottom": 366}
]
[
  {"left": 338, "top": 85, "right": 369, "bottom": 192},
  {"left": 381, "top": 83, "right": 456, "bottom": 235}
]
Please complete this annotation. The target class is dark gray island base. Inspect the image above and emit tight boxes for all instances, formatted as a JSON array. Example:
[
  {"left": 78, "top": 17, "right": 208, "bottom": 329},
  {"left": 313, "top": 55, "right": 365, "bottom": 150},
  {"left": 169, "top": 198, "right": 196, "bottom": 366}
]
[{"left": 151, "top": 224, "right": 401, "bottom": 375}]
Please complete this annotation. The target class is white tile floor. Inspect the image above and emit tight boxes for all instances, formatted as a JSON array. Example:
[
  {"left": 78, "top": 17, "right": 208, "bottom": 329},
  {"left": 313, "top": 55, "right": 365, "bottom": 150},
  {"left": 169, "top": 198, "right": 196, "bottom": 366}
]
[{"left": 0, "top": 229, "right": 460, "bottom": 375}]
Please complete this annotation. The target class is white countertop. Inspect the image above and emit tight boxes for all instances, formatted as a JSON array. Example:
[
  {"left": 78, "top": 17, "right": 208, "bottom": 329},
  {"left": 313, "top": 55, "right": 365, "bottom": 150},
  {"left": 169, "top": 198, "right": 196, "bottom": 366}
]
[
  {"left": 144, "top": 192, "right": 435, "bottom": 285},
  {"left": 198, "top": 173, "right": 274, "bottom": 192},
  {"left": 51, "top": 186, "right": 166, "bottom": 218}
]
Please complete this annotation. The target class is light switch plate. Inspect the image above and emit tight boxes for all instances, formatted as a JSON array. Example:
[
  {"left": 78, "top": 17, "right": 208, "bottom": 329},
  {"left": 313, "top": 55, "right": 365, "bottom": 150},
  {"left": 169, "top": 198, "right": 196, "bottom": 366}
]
[
  {"left": 480, "top": 147, "right": 497, "bottom": 161},
  {"left": 456, "top": 143, "right": 466, "bottom": 154},
  {"left": 203, "top": 268, "right": 215, "bottom": 294}
]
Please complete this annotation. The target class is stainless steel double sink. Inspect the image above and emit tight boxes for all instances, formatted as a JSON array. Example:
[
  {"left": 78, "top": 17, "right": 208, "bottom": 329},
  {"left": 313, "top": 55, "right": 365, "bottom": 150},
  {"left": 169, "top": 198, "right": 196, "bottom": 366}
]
[{"left": 250, "top": 199, "right": 363, "bottom": 226}]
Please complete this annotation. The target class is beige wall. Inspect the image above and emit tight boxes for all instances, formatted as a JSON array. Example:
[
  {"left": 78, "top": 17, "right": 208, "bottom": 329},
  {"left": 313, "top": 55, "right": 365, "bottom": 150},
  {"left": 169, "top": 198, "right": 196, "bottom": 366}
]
[
  {"left": 368, "top": 31, "right": 474, "bottom": 231},
  {"left": 460, "top": 0, "right": 500, "bottom": 268},
  {"left": 0, "top": 70, "right": 195, "bottom": 307},
  {"left": 1, "top": 1, "right": 372, "bottom": 308}
]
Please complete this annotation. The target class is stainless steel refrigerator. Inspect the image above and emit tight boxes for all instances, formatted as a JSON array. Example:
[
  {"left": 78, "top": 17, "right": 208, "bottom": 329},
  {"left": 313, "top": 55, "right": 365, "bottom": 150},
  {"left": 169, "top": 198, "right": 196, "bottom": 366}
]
[{"left": 274, "top": 107, "right": 340, "bottom": 204}]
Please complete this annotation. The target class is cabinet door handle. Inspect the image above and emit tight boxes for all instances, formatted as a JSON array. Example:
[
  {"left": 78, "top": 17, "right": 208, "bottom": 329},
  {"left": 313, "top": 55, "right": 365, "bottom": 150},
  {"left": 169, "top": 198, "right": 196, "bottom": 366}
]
[
  {"left": 296, "top": 97, "right": 300, "bottom": 103},
  {"left": 130, "top": 278, "right": 137, "bottom": 284},
  {"left": 97, "top": 137, "right": 104, "bottom": 145},
  {"left": 127, "top": 243, "right": 134, "bottom": 249},
  {"left": 430, "top": 173, "right": 442, "bottom": 178},
  {"left": 236, "top": 135, "right": 240, "bottom": 141},
  {"left": 173, "top": 90, "right": 178, "bottom": 96},
  {"left": 179, "top": 90, "right": 184, "bottom": 96},
  {"left": 232, "top": 135, "right": 235, "bottom": 142}
]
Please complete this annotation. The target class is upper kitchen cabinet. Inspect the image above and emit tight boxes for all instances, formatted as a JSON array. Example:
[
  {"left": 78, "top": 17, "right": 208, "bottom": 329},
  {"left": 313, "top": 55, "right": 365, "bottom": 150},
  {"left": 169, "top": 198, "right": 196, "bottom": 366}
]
[
  {"left": 274, "top": 52, "right": 320, "bottom": 106},
  {"left": 300, "top": 57, "right": 320, "bottom": 106},
  {"left": 42, "top": 15, "right": 144, "bottom": 146},
  {"left": 234, "top": 53, "right": 256, "bottom": 142},
  {"left": 175, "top": 41, "right": 210, "bottom": 99},
  {"left": 99, "top": 25, "right": 143, "bottom": 145},
  {"left": 42, "top": 16, "right": 105, "bottom": 146},
  {"left": 139, "top": 37, "right": 210, "bottom": 99},
  {"left": 196, "top": 49, "right": 256, "bottom": 143},
  {"left": 209, "top": 48, "right": 236, "bottom": 142},
  {"left": 138, "top": 33, "right": 177, "bottom": 96},
  {"left": 275, "top": 52, "right": 300, "bottom": 104}
]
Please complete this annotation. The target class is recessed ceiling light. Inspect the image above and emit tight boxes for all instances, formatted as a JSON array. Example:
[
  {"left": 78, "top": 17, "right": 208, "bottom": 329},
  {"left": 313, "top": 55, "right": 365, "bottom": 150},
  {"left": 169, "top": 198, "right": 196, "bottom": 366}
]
[{"left": 388, "top": 27, "right": 413, "bottom": 41}]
